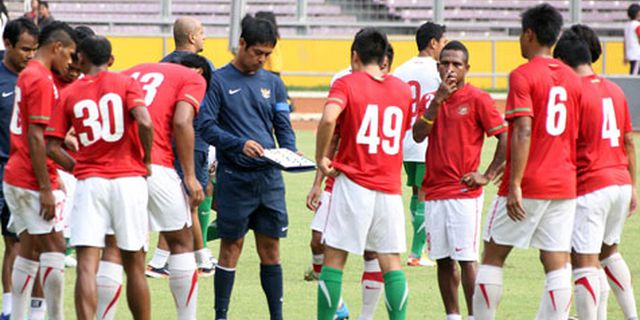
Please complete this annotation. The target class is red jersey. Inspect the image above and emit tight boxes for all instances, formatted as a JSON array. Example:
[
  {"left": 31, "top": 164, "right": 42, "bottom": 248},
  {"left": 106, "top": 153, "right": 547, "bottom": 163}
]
[
  {"left": 123, "top": 63, "right": 206, "bottom": 168},
  {"left": 4, "top": 60, "right": 60, "bottom": 191},
  {"left": 328, "top": 72, "right": 412, "bottom": 194},
  {"left": 576, "top": 75, "right": 632, "bottom": 195},
  {"left": 420, "top": 84, "right": 507, "bottom": 200},
  {"left": 498, "top": 57, "right": 582, "bottom": 199},
  {"left": 46, "top": 71, "right": 147, "bottom": 180}
]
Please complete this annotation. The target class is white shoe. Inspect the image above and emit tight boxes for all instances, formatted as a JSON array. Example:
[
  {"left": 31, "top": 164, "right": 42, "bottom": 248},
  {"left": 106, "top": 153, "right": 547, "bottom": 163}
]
[{"left": 64, "top": 255, "right": 77, "bottom": 268}]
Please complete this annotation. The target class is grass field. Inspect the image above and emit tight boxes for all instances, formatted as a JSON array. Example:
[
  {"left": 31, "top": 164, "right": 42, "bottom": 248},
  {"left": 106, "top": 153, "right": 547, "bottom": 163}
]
[{"left": 5, "top": 130, "right": 640, "bottom": 319}]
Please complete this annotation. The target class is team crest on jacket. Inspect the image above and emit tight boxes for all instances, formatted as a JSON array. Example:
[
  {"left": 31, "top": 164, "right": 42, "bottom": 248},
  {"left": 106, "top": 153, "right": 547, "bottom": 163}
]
[
  {"left": 261, "top": 88, "right": 271, "bottom": 99},
  {"left": 458, "top": 104, "right": 469, "bottom": 115}
]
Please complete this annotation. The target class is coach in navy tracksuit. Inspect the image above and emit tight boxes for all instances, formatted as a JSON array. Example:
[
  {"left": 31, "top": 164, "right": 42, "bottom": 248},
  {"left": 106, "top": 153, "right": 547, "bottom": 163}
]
[{"left": 200, "top": 16, "right": 296, "bottom": 320}]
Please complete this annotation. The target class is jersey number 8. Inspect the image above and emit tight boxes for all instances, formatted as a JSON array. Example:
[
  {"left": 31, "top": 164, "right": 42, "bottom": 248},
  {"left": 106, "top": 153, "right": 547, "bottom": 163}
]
[
  {"left": 356, "top": 104, "right": 404, "bottom": 155},
  {"left": 73, "top": 93, "right": 124, "bottom": 146}
]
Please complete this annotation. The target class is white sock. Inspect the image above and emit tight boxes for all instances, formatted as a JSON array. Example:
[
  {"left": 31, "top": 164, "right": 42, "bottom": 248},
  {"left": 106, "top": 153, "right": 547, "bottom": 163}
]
[
  {"left": 97, "top": 261, "right": 123, "bottom": 320},
  {"left": 473, "top": 265, "right": 503, "bottom": 320},
  {"left": 195, "top": 248, "right": 213, "bottom": 268},
  {"left": 536, "top": 266, "right": 572, "bottom": 320},
  {"left": 360, "top": 259, "right": 383, "bottom": 320},
  {"left": 11, "top": 257, "right": 38, "bottom": 320},
  {"left": 39, "top": 252, "right": 65, "bottom": 320},
  {"left": 598, "top": 268, "right": 610, "bottom": 320},
  {"left": 149, "top": 248, "right": 170, "bottom": 269},
  {"left": 446, "top": 314, "right": 462, "bottom": 320},
  {"left": 468, "top": 316, "right": 475, "bottom": 320},
  {"left": 601, "top": 253, "right": 638, "bottom": 319},
  {"left": 2, "top": 292, "right": 11, "bottom": 315},
  {"left": 29, "top": 297, "right": 46, "bottom": 320},
  {"left": 574, "top": 267, "right": 600, "bottom": 320},
  {"left": 169, "top": 253, "right": 198, "bottom": 320}
]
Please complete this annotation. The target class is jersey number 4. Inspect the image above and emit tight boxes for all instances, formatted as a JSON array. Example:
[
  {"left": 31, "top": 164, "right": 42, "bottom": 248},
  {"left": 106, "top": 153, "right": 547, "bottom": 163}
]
[
  {"left": 601, "top": 97, "right": 621, "bottom": 147},
  {"left": 356, "top": 104, "right": 404, "bottom": 155},
  {"left": 74, "top": 93, "right": 124, "bottom": 146}
]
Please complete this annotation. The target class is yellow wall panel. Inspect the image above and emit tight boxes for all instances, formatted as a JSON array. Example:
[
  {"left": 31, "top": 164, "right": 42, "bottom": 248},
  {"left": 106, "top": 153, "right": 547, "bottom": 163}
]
[{"left": 108, "top": 37, "right": 164, "bottom": 71}]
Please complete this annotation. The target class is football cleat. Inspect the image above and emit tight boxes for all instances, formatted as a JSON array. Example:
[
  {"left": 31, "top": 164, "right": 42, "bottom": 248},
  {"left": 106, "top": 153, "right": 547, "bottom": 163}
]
[
  {"left": 145, "top": 265, "right": 170, "bottom": 279},
  {"left": 304, "top": 266, "right": 319, "bottom": 281},
  {"left": 334, "top": 301, "right": 349, "bottom": 320},
  {"left": 0, "top": 313, "right": 10, "bottom": 320},
  {"left": 198, "top": 267, "right": 215, "bottom": 278},
  {"left": 407, "top": 257, "right": 436, "bottom": 267},
  {"left": 64, "top": 255, "right": 77, "bottom": 268}
]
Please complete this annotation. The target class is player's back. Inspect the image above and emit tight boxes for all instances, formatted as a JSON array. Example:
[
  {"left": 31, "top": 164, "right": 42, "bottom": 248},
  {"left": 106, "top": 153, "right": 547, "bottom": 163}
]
[
  {"left": 393, "top": 56, "right": 440, "bottom": 162},
  {"left": 123, "top": 63, "right": 206, "bottom": 168},
  {"left": 576, "top": 75, "right": 632, "bottom": 195},
  {"left": 54, "top": 71, "right": 147, "bottom": 179},
  {"left": 498, "top": 56, "right": 582, "bottom": 199},
  {"left": 330, "top": 72, "right": 412, "bottom": 194}
]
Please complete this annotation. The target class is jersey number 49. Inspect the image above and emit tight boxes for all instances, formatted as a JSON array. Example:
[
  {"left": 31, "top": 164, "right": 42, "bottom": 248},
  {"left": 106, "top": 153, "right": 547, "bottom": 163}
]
[{"left": 356, "top": 104, "right": 404, "bottom": 155}]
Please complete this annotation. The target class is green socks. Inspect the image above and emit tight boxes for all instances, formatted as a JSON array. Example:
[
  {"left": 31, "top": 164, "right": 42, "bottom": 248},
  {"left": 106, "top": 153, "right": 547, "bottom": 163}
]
[
  {"left": 206, "top": 219, "right": 219, "bottom": 242},
  {"left": 65, "top": 238, "right": 73, "bottom": 256},
  {"left": 317, "top": 266, "right": 342, "bottom": 320},
  {"left": 410, "top": 196, "right": 426, "bottom": 258},
  {"left": 198, "top": 196, "right": 212, "bottom": 244},
  {"left": 384, "top": 270, "right": 409, "bottom": 319}
]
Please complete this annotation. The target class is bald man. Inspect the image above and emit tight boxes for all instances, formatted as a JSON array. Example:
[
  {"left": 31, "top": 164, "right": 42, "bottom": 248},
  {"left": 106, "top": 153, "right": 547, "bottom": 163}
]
[{"left": 145, "top": 17, "right": 218, "bottom": 280}]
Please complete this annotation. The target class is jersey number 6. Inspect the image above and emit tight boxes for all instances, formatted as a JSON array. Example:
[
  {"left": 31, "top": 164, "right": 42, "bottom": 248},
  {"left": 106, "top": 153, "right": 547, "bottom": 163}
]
[
  {"left": 356, "top": 104, "right": 404, "bottom": 155},
  {"left": 546, "top": 86, "right": 568, "bottom": 136}
]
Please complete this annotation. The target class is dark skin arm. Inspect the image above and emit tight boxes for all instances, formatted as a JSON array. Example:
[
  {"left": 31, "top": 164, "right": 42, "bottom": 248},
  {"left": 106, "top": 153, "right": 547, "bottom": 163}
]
[
  {"left": 413, "top": 73, "right": 458, "bottom": 143},
  {"left": 173, "top": 101, "right": 204, "bottom": 208},
  {"left": 461, "top": 131, "right": 507, "bottom": 188},
  {"left": 506, "top": 116, "right": 532, "bottom": 221},
  {"left": 306, "top": 133, "right": 340, "bottom": 211},
  {"left": 624, "top": 132, "right": 637, "bottom": 216},
  {"left": 28, "top": 124, "right": 56, "bottom": 220},
  {"left": 131, "top": 106, "right": 154, "bottom": 176},
  {"left": 315, "top": 104, "right": 342, "bottom": 178},
  {"left": 46, "top": 137, "right": 76, "bottom": 173}
]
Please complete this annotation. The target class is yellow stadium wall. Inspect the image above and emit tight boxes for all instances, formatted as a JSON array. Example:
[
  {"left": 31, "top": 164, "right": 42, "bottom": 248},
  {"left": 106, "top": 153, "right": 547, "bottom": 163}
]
[{"left": 107, "top": 36, "right": 627, "bottom": 90}]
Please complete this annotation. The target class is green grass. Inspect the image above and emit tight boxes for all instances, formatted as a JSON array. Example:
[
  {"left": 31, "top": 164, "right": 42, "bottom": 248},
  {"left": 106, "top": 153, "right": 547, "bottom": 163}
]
[{"left": 9, "top": 131, "right": 640, "bottom": 319}]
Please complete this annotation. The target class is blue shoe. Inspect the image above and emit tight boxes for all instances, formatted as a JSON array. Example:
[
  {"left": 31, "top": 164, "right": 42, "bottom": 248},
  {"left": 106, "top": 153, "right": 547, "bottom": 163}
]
[
  {"left": 334, "top": 301, "right": 349, "bottom": 320},
  {"left": 145, "top": 264, "right": 170, "bottom": 279},
  {"left": 0, "top": 313, "right": 10, "bottom": 320}
]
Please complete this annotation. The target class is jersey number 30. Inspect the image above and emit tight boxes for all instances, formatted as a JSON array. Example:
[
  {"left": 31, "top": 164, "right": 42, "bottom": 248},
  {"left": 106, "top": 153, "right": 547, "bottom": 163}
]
[
  {"left": 74, "top": 93, "right": 124, "bottom": 146},
  {"left": 356, "top": 104, "right": 404, "bottom": 155}
]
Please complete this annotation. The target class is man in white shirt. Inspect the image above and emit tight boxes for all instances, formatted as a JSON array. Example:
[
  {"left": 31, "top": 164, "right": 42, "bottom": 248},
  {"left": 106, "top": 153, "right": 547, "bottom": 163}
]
[
  {"left": 624, "top": 4, "right": 640, "bottom": 75},
  {"left": 393, "top": 22, "right": 447, "bottom": 267}
]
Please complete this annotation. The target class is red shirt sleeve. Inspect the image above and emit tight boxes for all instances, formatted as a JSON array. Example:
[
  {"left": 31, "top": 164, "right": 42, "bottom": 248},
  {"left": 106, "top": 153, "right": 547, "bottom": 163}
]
[
  {"left": 327, "top": 77, "right": 349, "bottom": 109},
  {"left": 27, "top": 77, "right": 55, "bottom": 126},
  {"left": 176, "top": 73, "right": 206, "bottom": 113},
  {"left": 623, "top": 98, "right": 633, "bottom": 133},
  {"left": 635, "top": 25, "right": 640, "bottom": 38},
  {"left": 505, "top": 70, "right": 533, "bottom": 120},
  {"left": 416, "top": 91, "right": 436, "bottom": 115},
  {"left": 125, "top": 78, "right": 147, "bottom": 111},
  {"left": 477, "top": 92, "right": 508, "bottom": 136},
  {"left": 45, "top": 94, "right": 70, "bottom": 139}
]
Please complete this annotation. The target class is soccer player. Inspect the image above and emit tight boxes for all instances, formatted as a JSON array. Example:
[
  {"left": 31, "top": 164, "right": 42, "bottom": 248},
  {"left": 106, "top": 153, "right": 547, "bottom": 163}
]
[
  {"left": 305, "top": 43, "right": 396, "bottom": 320},
  {"left": 3, "top": 21, "right": 76, "bottom": 320},
  {"left": 624, "top": 3, "right": 640, "bottom": 75},
  {"left": 200, "top": 16, "right": 296, "bottom": 320},
  {"left": 472, "top": 4, "right": 583, "bottom": 319},
  {"left": 147, "top": 16, "right": 216, "bottom": 278},
  {"left": 413, "top": 40, "right": 507, "bottom": 320},
  {"left": 45, "top": 35, "right": 154, "bottom": 320},
  {"left": 394, "top": 21, "right": 446, "bottom": 267},
  {"left": 124, "top": 55, "right": 209, "bottom": 319},
  {"left": 0, "top": 18, "right": 38, "bottom": 320},
  {"left": 316, "top": 28, "right": 411, "bottom": 320},
  {"left": 555, "top": 27, "right": 638, "bottom": 320}
]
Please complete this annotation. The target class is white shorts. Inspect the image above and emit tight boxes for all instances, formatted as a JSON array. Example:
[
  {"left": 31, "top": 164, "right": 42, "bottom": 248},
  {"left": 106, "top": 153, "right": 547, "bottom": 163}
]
[
  {"left": 425, "top": 193, "right": 483, "bottom": 261},
  {"left": 3, "top": 183, "right": 65, "bottom": 236},
  {"left": 572, "top": 185, "right": 632, "bottom": 254},
  {"left": 71, "top": 177, "right": 148, "bottom": 251},
  {"left": 310, "top": 191, "right": 331, "bottom": 232},
  {"left": 484, "top": 196, "right": 576, "bottom": 251},
  {"left": 322, "top": 175, "right": 406, "bottom": 254},
  {"left": 58, "top": 169, "right": 76, "bottom": 238},
  {"left": 148, "top": 165, "right": 192, "bottom": 232}
]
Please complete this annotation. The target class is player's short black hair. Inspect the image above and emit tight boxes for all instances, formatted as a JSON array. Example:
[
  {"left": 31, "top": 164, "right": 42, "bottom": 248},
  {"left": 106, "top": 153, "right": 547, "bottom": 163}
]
[
  {"left": 255, "top": 11, "right": 279, "bottom": 38},
  {"left": 570, "top": 24, "right": 601, "bottom": 63},
  {"left": 521, "top": 3, "right": 563, "bottom": 47},
  {"left": 39, "top": 21, "right": 77, "bottom": 47},
  {"left": 351, "top": 27, "right": 389, "bottom": 66},
  {"left": 78, "top": 35, "right": 111, "bottom": 66},
  {"left": 629, "top": 4, "right": 640, "bottom": 20},
  {"left": 166, "top": 53, "right": 212, "bottom": 91},
  {"left": 240, "top": 14, "right": 277, "bottom": 48},
  {"left": 386, "top": 43, "right": 395, "bottom": 69},
  {"left": 74, "top": 26, "right": 95, "bottom": 43},
  {"left": 440, "top": 40, "right": 469, "bottom": 64},
  {"left": 553, "top": 29, "right": 592, "bottom": 68},
  {"left": 38, "top": 1, "right": 48, "bottom": 9},
  {"left": 2, "top": 17, "right": 39, "bottom": 47},
  {"left": 416, "top": 22, "right": 446, "bottom": 52}
]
